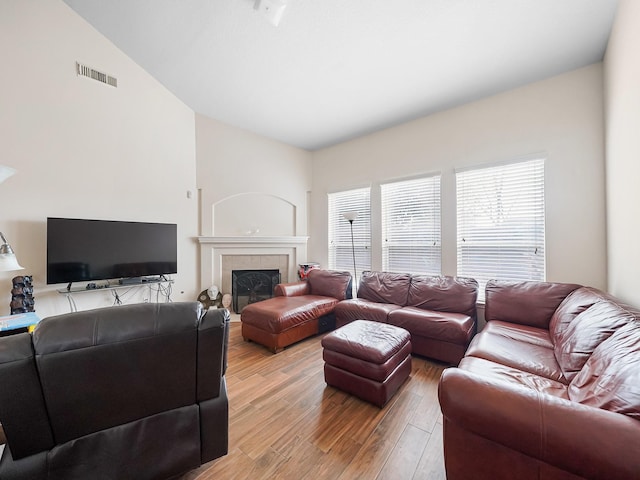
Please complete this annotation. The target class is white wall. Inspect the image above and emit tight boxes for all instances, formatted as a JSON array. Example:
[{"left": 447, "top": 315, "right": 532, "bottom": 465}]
[
  {"left": 310, "top": 64, "right": 607, "bottom": 291},
  {"left": 604, "top": 0, "right": 640, "bottom": 306},
  {"left": 0, "top": 0, "right": 199, "bottom": 318},
  {"left": 195, "top": 114, "right": 312, "bottom": 238}
]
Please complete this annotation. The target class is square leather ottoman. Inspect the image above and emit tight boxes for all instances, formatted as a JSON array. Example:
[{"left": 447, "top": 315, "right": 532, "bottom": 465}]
[{"left": 321, "top": 320, "right": 412, "bottom": 407}]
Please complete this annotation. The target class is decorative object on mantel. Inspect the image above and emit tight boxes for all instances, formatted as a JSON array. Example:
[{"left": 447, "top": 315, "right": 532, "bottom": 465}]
[
  {"left": 298, "top": 262, "right": 320, "bottom": 280},
  {"left": 10, "top": 275, "right": 34, "bottom": 315}
]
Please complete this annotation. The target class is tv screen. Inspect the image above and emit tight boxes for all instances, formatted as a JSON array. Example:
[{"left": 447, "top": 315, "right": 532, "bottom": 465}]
[{"left": 47, "top": 217, "right": 177, "bottom": 285}]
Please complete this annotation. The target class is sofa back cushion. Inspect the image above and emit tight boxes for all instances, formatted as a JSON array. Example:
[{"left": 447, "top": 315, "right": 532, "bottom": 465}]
[
  {"left": 568, "top": 321, "right": 640, "bottom": 419},
  {"left": 357, "top": 271, "right": 412, "bottom": 305},
  {"left": 33, "top": 302, "right": 201, "bottom": 444},
  {"left": 554, "top": 300, "right": 636, "bottom": 382},
  {"left": 549, "top": 287, "right": 607, "bottom": 341},
  {"left": 484, "top": 280, "right": 581, "bottom": 329},
  {"left": 406, "top": 275, "right": 478, "bottom": 317},
  {"left": 307, "top": 269, "right": 352, "bottom": 300}
]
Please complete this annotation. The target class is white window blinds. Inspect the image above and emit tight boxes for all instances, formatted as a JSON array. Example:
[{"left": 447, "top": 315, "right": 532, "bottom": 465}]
[
  {"left": 456, "top": 158, "right": 545, "bottom": 300},
  {"left": 328, "top": 188, "right": 371, "bottom": 280},
  {"left": 381, "top": 175, "right": 441, "bottom": 275}
]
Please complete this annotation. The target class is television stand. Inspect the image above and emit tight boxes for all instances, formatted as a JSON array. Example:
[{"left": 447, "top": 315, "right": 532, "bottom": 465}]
[{"left": 57, "top": 278, "right": 174, "bottom": 312}]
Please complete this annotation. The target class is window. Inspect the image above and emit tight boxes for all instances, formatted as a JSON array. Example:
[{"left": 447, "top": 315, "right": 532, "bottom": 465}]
[
  {"left": 456, "top": 158, "right": 545, "bottom": 300},
  {"left": 328, "top": 188, "right": 371, "bottom": 280},
  {"left": 381, "top": 175, "right": 441, "bottom": 275}
]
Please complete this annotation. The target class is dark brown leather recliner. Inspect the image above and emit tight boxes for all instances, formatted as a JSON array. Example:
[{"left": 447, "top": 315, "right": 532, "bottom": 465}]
[{"left": 0, "top": 302, "right": 229, "bottom": 480}]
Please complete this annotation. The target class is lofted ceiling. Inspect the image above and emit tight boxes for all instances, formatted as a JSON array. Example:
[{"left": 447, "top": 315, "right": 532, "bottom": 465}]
[{"left": 62, "top": 0, "right": 619, "bottom": 151}]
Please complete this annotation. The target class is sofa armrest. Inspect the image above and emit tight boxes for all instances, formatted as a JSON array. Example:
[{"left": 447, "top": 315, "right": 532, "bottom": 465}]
[
  {"left": 439, "top": 368, "right": 640, "bottom": 480},
  {"left": 197, "top": 308, "right": 230, "bottom": 402},
  {"left": 0, "top": 333, "right": 54, "bottom": 459},
  {"left": 274, "top": 281, "right": 310, "bottom": 297}
]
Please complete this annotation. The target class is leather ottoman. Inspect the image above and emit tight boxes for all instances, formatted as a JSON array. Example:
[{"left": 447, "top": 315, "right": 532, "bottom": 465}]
[{"left": 321, "top": 320, "right": 412, "bottom": 407}]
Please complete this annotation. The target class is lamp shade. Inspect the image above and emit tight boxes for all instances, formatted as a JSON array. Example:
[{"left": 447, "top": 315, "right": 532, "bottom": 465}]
[
  {"left": 0, "top": 165, "right": 16, "bottom": 184},
  {"left": 342, "top": 211, "right": 358, "bottom": 222},
  {"left": 0, "top": 232, "right": 24, "bottom": 272},
  {"left": 0, "top": 252, "right": 24, "bottom": 272}
]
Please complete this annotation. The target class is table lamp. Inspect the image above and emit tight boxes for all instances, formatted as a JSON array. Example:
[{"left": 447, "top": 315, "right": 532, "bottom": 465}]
[{"left": 0, "top": 232, "right": 24, "bottom": 272}]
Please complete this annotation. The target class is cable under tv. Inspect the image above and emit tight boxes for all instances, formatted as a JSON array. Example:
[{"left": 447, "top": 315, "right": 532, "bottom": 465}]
[{"left": 119, "top": 277, "right": 143, "bottom": 285}]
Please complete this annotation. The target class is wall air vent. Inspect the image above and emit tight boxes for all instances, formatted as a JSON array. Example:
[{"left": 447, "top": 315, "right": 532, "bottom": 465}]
[{"left": 76, "top": 62, "right": 117, "bottom": 88}]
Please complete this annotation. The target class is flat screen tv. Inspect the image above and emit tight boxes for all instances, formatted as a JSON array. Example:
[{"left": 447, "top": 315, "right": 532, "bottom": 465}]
[{"left": 47, "top": 217, "right": 177, "bottom": 285}]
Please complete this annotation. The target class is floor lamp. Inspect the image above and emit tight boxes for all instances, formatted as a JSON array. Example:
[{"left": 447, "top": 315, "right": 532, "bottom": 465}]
[{"left": 342, "top": 211, "right": 358, "bottom": 297}]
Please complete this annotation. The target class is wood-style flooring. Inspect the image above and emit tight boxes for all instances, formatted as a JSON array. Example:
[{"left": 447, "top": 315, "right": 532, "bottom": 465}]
[{"left": 182, "top": 322, "right": 447, "bottom": 480}]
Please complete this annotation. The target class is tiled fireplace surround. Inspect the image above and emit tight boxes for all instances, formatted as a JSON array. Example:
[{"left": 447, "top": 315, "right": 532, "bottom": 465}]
[{"left": 198, "top": 236, "right": 309, "bottom": 314}]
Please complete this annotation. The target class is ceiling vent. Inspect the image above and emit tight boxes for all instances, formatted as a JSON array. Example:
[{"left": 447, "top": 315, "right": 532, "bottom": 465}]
[{"left": 76, "top": 62, "right": 117, "bottom": 88}]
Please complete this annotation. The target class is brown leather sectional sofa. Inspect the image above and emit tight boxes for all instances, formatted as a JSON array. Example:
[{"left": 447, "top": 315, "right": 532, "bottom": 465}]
[
  {"left": 335, "top": 271, "right": 479, "bottom": 364},
  {"left": 0, "top": 303, "right": 230, "bottom": 480},
  {"left": 438, "top": 280, "right": 640, "bottom": 480}
]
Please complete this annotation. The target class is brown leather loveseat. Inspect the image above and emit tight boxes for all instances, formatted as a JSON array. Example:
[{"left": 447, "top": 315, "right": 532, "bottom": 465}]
[
  {"left": 0, "top": 302, "right": 230, "bottom": 480},
  {"left": 439, "top": 280, "right": 640, "bottom": 480},
  {"left": 334, "top": 271, "right": 478, "bottom": 364}
]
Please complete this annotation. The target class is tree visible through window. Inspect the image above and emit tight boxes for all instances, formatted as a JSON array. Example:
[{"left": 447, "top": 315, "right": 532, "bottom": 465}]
[
  {"left": 456, "top": 158, "right": 545, "bottom": 301},
  {"left": 381, "top": 175, "right": 441, "bottom": 275},
  {"left": 328, "top": 188, "right": 371, "bottom": 282}
]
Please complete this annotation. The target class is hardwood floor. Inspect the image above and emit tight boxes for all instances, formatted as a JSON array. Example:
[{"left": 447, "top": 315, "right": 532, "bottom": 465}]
[{"left": 182, "top": 323, "right": 447, "bottom": 480}]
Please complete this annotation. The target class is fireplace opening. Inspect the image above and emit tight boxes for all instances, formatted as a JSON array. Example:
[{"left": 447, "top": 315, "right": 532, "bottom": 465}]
[{"left": 232, "top": 269, "right": 281, "bottom": 313}]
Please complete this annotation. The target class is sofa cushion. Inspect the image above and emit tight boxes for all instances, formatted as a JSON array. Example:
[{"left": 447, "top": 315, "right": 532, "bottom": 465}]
[
  {"left": 485, "top": 280, "right": 581, "bottom": 329},
  {"left": 465, "top": 320, "right": 565, "bottom": 383},
  {"left": 357, "top": 271, "right": 411, "bottom": 305},
  {"left": 274, "top": 281, "right": 310, "bottom": 297},
  {"left": 458, "top": 356, "right": 569, "bottom": 399},
  {"left": 241, "top": 295, "right": 338, "bottom": 333},
  {"left": 554, "top": 301, "right": 636, "bottom": 382},
  {"left": 387, "top": 307, "right": 474, "bottom": 345},
  {"left": 321, "top": 320, "right": 411, "bottom": 365},
  {"left": 335, "top": 298, "right": 402, "bottom": 325},
  {"left": 406, "top": 275, "right": 478, "bottom": 318},
  {"left": 33, "top": 303, "right": 202, "bottom": 444},
  {"left": 307, "top": 269, "right": 351, "bottom": 300},
  {"left": 568, "top": 321, "right": 640, "bottom": 419},
  {"left": 549, "top": 287, "right": 609, "bottom": 343}
]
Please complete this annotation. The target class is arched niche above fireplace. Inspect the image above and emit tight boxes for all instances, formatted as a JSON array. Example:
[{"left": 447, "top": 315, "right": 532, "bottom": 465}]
[{"left": 212, "top": 193, "right": 296, "bottom": 237}]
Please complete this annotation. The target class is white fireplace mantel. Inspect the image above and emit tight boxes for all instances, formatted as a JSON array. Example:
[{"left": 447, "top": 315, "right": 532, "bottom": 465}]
[
  {"left": 197, "top": 236, "right": 309, "bottom": 295},
  {"left": 198, "top": 236, "right": 309, "bottom": 247}
]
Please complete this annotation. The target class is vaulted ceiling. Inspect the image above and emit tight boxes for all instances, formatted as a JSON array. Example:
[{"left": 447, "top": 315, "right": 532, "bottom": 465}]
[{"left": 63, "top": 0, "right": 619, "bottom": 150}]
